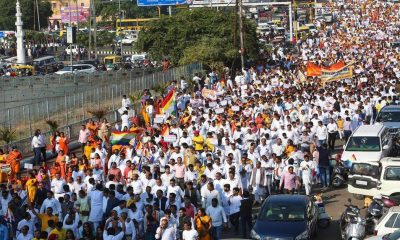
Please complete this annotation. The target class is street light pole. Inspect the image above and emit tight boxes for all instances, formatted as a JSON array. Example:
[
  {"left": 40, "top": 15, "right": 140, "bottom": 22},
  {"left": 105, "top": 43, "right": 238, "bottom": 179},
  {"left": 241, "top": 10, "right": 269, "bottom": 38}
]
[
  {"left": 119, "top": 0, "right": 123, "bottom": 56},
  {"left": 238, "top": 0, "right": 245, "bottom": 69},
  {"left": 69, "top": 0, "right": 73, "bottom": 75}
]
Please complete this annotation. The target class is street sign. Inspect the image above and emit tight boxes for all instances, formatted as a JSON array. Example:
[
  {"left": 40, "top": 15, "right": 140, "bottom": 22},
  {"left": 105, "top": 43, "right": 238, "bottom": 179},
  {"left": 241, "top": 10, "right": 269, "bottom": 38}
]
[
  {"left": 137, "top": 0, "right": 187, "bottom": 6},
  {"left": 66, "top": 27, "right": 77, "bottom": 44}
]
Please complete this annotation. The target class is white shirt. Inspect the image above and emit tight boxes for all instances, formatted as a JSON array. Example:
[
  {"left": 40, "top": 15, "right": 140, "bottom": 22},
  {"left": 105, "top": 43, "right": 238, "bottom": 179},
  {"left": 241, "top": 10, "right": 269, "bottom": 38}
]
[
  {"left": 327, "top": 123, "right": 338, "bottom": 133},
  {"left": 103, "top": 231, "right": 124, "bottom": 240},
  {"left": 16, "top": 233, "right": 33, "bottom": 240},
  {"left": 122, "top": 98, "right": 132, "bottom": 108},
  {"left": 40, "top": 198, "right": 61, "bottom": 214},
  {"left": 206, "top": 205, "right": 227, "bottom": 227},
  {"left": 316, "top": 125, "right": 328, "bottom": 140},
  {"left": 17, "top": 219, "right": 35, "bottom": 236},
  {"left": 155, "top": 226, "right": 176, "bottom": 240},
  {"left": 31, "top": 136, "right": 41, "bottom": 148},
  {"left": 229, "top": 195, "right": 242, "bottom": 214},
  {"left": 182, "top": 229, "right": 199, "bottom": 240},
  {"left": 51, "top": 178, "right": 66, "bottom": 194}
]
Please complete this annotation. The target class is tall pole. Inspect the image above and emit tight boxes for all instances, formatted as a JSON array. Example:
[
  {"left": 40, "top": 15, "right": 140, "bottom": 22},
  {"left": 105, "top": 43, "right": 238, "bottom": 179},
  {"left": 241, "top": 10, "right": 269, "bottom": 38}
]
[
  {"left": 75, "top": 0, "right": 79, "bottom": 31},
  {"left": 119, "top": 0, "right": 123, "bottom": 56},
  {"left": 238, "top": 0, "right": 244, "bottom": 69},
  {"left": 93, "top": 1, "right": 97, "bottom": 60},
  {"left": 69, "top": 0, "right": 73, "bottom": 74},
  {"left": 289, "top": 3, "right": 293, "bottom": 42},
  {"left": 89, "top": 0, "right": 92, "bottom": 60},
  {"left": 36, "top": 0, "right": 41, "bottom": 30}
]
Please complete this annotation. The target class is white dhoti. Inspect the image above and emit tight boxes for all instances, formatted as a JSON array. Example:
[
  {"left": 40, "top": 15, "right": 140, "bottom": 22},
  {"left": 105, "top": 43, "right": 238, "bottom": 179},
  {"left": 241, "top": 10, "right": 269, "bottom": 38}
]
[{"left": 253, "top": 184, "right": 265, "bottom": 202}]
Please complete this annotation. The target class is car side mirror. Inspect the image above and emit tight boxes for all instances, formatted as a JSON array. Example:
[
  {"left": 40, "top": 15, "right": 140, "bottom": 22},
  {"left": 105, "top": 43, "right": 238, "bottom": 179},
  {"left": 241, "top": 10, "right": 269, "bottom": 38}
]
[{"left": 383, "top": 145, "right": 389, "bottom": 150}]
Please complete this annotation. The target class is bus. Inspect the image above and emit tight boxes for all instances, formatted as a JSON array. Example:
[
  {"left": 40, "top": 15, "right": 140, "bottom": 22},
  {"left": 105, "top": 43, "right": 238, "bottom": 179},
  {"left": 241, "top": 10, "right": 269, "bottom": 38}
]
[{"left": 116, "top": 18, "right": 158, "bottom": 33}]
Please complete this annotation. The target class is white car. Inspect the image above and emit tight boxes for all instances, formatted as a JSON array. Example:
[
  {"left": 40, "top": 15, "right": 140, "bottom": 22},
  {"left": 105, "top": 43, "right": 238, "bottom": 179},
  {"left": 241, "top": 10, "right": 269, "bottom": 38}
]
[
  {"left": 55, "top": 64, "right": 96, "bottom": 75},
  {"left": 373, "top": 207, "right": 400, "bottom": 237},
  {"left": 118, "top": 35, "right": 138, "bottom": 45},
  {"left": 366, "top": 229, "right": 400, "bottom": 240}
]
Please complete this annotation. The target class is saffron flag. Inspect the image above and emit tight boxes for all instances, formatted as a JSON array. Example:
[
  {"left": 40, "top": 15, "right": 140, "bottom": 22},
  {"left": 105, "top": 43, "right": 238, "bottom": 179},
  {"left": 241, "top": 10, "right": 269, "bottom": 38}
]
[
  {"left": 161, "top": 125, "right": 170, "bottom": 136},
  {"left": 344, "top": 154, "right": 357, "bottom": 168},
  {"left": 110, "top": 131, "right": 137, "bottom": 146},
  {"left": 306, "top": 62, "right": 322, "bottom": 76},
  {"left": 161, "top": 87, "right": 177, "bottom": 116}
]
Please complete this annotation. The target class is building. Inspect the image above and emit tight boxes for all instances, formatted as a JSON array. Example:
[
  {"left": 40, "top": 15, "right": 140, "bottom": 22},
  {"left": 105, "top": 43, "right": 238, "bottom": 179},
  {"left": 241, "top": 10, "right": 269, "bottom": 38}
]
[{"left": 49, "top": 0, "right": 92, "bottom": 30}]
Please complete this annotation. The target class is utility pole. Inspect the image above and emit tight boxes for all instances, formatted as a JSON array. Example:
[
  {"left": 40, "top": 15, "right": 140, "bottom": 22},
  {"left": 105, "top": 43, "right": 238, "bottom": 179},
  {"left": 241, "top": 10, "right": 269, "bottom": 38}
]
[
  {"left": 238, "top": 0, "right": 244, "bottom": 69},
  {"left": 119, "top": 0, "right": 123, "bottom": 56},
  {"left": 69, "top": 0, "right": 73, "bottom": 74},
  {"left": 76, "top": 0, "right": 79, "bottom": 31},
  {"left": 36, "top": 0, "right": 41, "bottom": 30},
  {"left": 89, "top": 0, "right": 92, "bottom": 60}
]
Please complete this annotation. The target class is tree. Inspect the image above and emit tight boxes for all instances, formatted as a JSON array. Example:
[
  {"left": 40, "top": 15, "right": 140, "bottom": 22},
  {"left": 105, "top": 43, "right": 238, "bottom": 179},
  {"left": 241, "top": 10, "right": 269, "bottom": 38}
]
[
  {"left": 0, "top": 0, "right": 52, "bottom": 30},
  {"left": 135, "top": 8, "right": 260, "bottom": 67},
  {"left": 95, "top": 0, "right": 158, "bottom": 20},
  {"left": 0, "top": 127, "right": 16, "bottom": 152}
]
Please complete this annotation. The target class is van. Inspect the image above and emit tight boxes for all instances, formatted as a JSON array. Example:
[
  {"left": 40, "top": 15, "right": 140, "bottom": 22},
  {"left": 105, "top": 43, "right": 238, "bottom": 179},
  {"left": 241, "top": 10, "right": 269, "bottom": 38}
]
[
  {"left": 375, "top": 105, "right": 400, "bottom": 135},
  {"left": 32, "top": 56, "right": 63, "bottom": 74},
  {"left": 341, "top": 125, "right": 392, "bottom": 165}
]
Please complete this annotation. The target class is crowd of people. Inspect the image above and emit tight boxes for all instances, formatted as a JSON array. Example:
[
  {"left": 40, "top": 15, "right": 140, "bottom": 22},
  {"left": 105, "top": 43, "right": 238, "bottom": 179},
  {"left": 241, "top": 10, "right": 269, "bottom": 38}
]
[{"left": 0, "top": 0, "right": 399, "bottom": 240}]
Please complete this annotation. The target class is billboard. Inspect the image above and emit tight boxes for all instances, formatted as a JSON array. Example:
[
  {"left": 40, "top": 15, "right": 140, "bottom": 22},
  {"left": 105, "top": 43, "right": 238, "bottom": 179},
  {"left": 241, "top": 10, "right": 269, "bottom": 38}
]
[
  {"left": 61, "top": 7, "right": 90, "bottom": 23},
  {"left": 137, "top": 0, "right": 187, "bottom": 6}
]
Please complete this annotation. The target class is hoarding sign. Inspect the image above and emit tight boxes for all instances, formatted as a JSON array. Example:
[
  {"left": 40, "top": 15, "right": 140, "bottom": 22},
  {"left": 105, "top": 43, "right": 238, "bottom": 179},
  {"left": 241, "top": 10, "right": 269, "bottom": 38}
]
[
  {"left": 61, "top": 7, "right": 90, "bottom": 23},
  {"left": 138, "top": 0, "right": 187, "bottom": 6}
]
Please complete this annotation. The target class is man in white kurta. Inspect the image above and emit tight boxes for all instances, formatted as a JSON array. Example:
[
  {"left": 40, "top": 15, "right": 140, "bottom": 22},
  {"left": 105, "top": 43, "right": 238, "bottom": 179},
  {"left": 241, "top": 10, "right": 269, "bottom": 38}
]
[
  {"left": 89, "top": 185, "right": 104, "bottom": 230},
  {"left": 249, "top": 161, "right": 267, "bottom": 204},
  {"left": 300, "top": 155, "right": 315, "bottom": 195}
]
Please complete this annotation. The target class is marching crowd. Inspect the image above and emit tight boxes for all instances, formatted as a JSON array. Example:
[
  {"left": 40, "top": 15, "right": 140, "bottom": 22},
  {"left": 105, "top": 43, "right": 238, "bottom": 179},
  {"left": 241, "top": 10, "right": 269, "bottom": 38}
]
[{"left": 0, "top": 0, "right": 399, "bottom": 240}]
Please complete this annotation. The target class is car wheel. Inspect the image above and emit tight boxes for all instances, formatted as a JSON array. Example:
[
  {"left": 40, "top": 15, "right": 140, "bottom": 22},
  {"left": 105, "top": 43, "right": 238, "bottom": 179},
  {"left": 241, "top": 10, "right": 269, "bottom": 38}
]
[
  {"left": 318, "top": 219, "right": 330, "bottom": 229},
  {"left": 352, "top": 194, "right": 364, "bottom": 200}
]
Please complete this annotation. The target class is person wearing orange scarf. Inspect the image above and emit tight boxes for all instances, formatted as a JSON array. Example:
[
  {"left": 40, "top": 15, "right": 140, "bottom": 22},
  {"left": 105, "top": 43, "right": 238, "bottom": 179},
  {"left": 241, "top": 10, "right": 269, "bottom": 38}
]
[
  {"left": 58, "top": 132, "right": 69, "bottom": 155},
  {"left": 6, "top": 147, "right": 22, "bottom": 179},
  {"left": 55, "top": 150, "right": 67, "bottom": 179}
]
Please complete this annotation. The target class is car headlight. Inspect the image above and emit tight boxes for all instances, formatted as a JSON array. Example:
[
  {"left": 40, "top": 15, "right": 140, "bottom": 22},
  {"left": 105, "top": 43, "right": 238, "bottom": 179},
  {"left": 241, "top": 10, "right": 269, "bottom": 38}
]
[
  {"left": 250, "top": 229, "right": 261, "bottom": 240},
  {"left": 295, "top": 230, "right": 309, "bottom": 240}
]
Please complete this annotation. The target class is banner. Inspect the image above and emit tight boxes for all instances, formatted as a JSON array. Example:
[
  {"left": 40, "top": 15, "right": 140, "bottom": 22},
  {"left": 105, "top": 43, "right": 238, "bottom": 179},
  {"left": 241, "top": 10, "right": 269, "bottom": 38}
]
[
  {"left": 306, "top": 61, "right": 353, "bottom": 82},
  {"left": 61, "top": 7, "right": 90, "bottom": 23},
  {"left": 138, "top": 0, "right": 187, "bottom": 6},
  {"left": 321, "top": 62, "right": 354, "bottom": 83},
  {"left": 201, "top": 88, "right": 218, "bottom": 100}
]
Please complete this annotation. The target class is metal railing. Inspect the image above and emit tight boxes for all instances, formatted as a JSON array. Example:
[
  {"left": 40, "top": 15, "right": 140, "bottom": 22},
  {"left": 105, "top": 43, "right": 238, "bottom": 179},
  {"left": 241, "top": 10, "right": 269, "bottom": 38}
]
[{"left": 0, "top": 63, "right": 204, "bottom": 156}]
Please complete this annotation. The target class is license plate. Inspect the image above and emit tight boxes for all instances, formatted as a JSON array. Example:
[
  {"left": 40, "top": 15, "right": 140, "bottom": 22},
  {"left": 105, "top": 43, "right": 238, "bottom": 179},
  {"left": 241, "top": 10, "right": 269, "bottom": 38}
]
[{"left": 356, "top": 180, "right": 368, "bottom": 186}]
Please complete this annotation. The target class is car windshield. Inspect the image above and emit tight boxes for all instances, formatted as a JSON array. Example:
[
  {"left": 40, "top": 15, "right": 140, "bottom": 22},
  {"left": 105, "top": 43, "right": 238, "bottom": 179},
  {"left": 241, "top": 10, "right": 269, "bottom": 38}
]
[
  {"left": 62, "top": 66, "right": 73, "bottom": 71},
  {"left": 259, "top": 202, "right": 305, "bottom": 221},
  {"left": 345, "top": 136, "right": 380, "bottom": 152},
  {"left": 376, "top": 111, "right": 400, "bottom": 122},
  {"left": 351, "top": 163, "right": 380, "bottom": 178}
]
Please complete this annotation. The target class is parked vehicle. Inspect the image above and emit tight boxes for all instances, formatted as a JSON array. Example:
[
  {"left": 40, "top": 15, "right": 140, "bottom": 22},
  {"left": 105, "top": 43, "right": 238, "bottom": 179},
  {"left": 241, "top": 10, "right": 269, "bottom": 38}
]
[
  {"left": 366, "top": 195, "right": 399, "bottom": 234},
  {"left": 33, "top": 56, "right": 63, "bottom": 74},
  {"left": 332, "top": 160, "right": 348, "bottom": 188},
  {"left": 348, "top": 157, "right": 400, "bottom": 201},
  {"left": 55, "top": 64, "right": 96, "bottom": 75},
  {"left": 250, "top": 195, "right": 317, "bottom": 240},
  {"left": 375, "top": 105, "right": 400, "bottom": 135},
  {"left": 340, "top": 198, "right": 366, "bottom": 240},
  {"left": 373, "top": 206, "right": 400, "bottom": 236},
  {"left": 312, "top": 194, "right": 331, "bottom": 229},
  {"left": 366, "top": 229, "right": 400, "bottom": 240}
]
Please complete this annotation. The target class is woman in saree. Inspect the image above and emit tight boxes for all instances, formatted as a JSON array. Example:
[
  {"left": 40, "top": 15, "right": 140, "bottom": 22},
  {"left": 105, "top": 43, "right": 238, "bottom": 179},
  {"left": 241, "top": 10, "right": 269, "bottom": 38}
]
[
  {"left": 26, "top": 172, "right": 37, "bottom": 203},
  {"left": 98, "top": 118, "right": 111, "bottom": 142},
  {"left": 59, "top": 132, "right": 69, "bottom": 155},
  {"left": 194, "top": 208, "right": 212, "bottom": 240},
  {"left": 56, "top": 150, "right": 67, "bottom": 179}
]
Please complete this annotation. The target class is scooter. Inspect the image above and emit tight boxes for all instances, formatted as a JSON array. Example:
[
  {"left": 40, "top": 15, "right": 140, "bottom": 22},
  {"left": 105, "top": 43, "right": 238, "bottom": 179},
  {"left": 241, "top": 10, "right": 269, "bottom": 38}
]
[
  {"left": 340, "top": 198, "right": 366, "bottom": 240},
  {"left": 332, "top": 160, "right": 348, "bottom": 188},
  {"left": 366, "top": 195, "right": 399, "bottom": 234},
  {"left": 313, "top": 194, "right": 331, "bottom": 229}
]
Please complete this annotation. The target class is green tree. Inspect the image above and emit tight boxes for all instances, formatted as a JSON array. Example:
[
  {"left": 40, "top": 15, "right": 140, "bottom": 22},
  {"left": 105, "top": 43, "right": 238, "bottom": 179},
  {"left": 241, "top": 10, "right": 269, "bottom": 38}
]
[
  {"left": 135, "top": 8, "right": 260, "bottom": 67},
  {"left": 95, "top": 0, "right": 158, "bottom": 21},
  {"left": 0, "top": 0, "right": 52, "bottom": 30}
]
